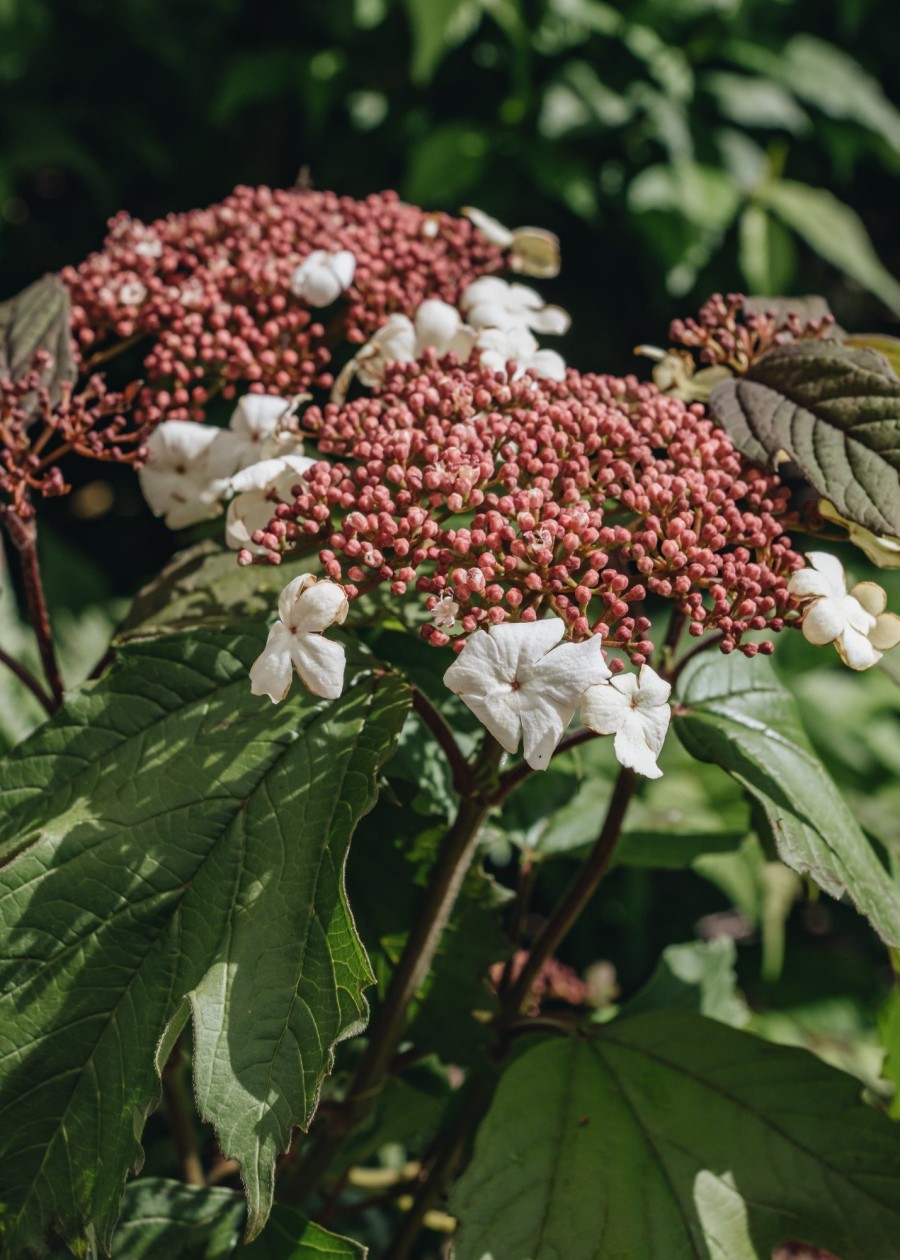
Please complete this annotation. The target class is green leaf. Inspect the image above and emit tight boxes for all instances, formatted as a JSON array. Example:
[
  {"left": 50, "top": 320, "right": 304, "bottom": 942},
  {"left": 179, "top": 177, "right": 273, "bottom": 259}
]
[
  {"left": 763, "top": 180, "right": 900, "bottom": 314},
  {"left": 674, "top": 651, "right": 900, "bottom": 945},
  {"left": 0, "top": 630, "right": 409, "bottom": 1255},
  {"left": 109, "top": 1179, "right": 243, "bottom": 1259},
  {"left": 0, "top": 274, "right": 75, "bottom": 405},
  {"left": 623, "top": 938, "right": 750, "bottom": 1027},
  {"left": 241, "top": 1206, "right": 365, "bottom": 1259},
  {"left": 845, "top": 333, "right": 900, "bottom": 379},
  {"left": 880, "top": 982, "right": 900, "bottom": 1120},
  {"left": 116, "top": 542, "right": 316, "bottom": 643},
  {"left": 738, "top": 204, "right": 796, "bottom": 296},
  {"left": 709, "top": 339, "right": 900, "bottom": 536},
  {"left": 615, "top": 829, "right": 746, "bottom": 868},
  {"left": 450, "top": 1014, "right": 900, "bottom": 1260},
  {"left": 402, "top": 0, "right": 483, "bottom": 84},
  {"left": 403, "top": 122, "right": 489, "bottom": 207},
  {"left": 704, "top": 72, "right": 809, "bottom": 134}
]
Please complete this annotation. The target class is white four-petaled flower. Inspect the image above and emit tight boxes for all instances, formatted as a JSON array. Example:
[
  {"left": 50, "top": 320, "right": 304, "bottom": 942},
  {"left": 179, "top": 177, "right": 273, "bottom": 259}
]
[
  {"left": 580, "top": 664, "right": 672, "bottom": 779},
  {"left": 290, "top": 249, "right": 356, "bottom": 307},
  {"left": 788, "top": 551, "right": 900, "bottom": 670},
  {"left": 226, "top": 393, "right": 305, "bottom": 467},
  {"left": 461, "top": 276, "right": 570, "bottom": 336},
  {"left": 443, "top": 617, "right": 610, "bottom": 770},
  {"left": 250, "top": 575, "right": 349, "bottom": 702},
  {"left": 343, "top": 300, "right": 476, "bottom": 394},
  {"left": 138, "top": 420, "right": 237, "bottom": 529},
  {"left": 461, "top": 207, "right": 561, "bottom": 278}
]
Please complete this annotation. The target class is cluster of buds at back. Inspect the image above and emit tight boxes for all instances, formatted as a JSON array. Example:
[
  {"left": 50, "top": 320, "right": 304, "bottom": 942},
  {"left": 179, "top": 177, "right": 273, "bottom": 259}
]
[
  {"left": 248, "top": 354, "right": 804, "bottom": 665},
  {"left": 670, "top": 292, "right": 836, "bottom": 374},
  {"left": 0, "top": 351, "right": 145, "bottom": 518},
  {"left": 62, "top": 187, "right": 507, "bottom": 426}
]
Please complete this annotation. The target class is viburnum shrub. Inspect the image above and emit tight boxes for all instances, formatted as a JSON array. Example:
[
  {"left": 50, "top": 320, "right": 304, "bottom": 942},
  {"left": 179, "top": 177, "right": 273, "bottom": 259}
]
[{"left": 1, "top": 186, "right": 900, "bottom": 1260}]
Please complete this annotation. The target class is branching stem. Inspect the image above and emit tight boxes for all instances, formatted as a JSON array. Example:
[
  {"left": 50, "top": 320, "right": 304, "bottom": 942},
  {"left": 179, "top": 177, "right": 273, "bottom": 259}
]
[{"left": 1, "top": 510, "right": 64, "bottom": 710}]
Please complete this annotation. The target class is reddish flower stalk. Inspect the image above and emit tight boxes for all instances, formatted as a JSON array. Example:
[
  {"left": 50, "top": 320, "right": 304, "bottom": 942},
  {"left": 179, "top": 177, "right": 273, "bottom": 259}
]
[{"left": 670, "top": 292, "right": 836, "bottom": 374}]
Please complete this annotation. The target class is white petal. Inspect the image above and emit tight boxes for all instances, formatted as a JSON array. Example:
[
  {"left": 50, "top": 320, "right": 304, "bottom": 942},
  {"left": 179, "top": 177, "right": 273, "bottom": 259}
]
[
  {"left": 614, "top": 712, "right": 664, "bottom": 779},
  {"left": 849, "top": 581, "right": 888, "bottom": 618},
  {"left": 509, "top": 227, "right": 561, "bottom": 279},
  {"left": 529, "top": 349, "right": 567, "bottom": 381},
  {"left": 230, "top": 394, "right": 291, "bottom": 441},
  {"left": 634, "top": 664, "right": 672, "bottom": 710},
  {"left": 835, "top": 625, "right": 882, "bottom": 671},
  {"left": 290, "top": 633, "right": 347, "bottom": 699},
  {"left": 518, "top": 697, "right": 567, "bottom": 770},
  {"left": 523, "top": 635, "right": 610, "bottom": 708},
  {"left": 580, "top": 681, "right": 630, "bottom": 735},
  {"left": 462, "top": 207, "right": 514, "bottom": 248},
  {"left": 486, "top": 617, "right": 566, "bottom": 676},
  {"left": 802, "top": 598, "right": 845, "bottom": 646},
  {"left": 804, "top": 551, "right": 847, "bottom": 598},
  {"left": 225, "top": 489, "right": 272, "bottom": 551},
  {"left": 293, "top": 262, "right": 342, "bottom": 307},
  {"left": 278, "top": 574, "right": 317, "bottom": 626},
  {"left": 330, "top": 250, "right": 357, "bottom": 289},
  {"left": 145, "top": 419, "right": 222, "bottom": 465},
  {"left": 250, "top": 623, "right": 295, "bottom": 703},
  {"left": 443, "top": 629, "right": 505, "bottom": 697},
  {"left": 230, "top": 453, "right": 313, "bottom": 494},
  {"left": 787, "top": 569, "right": 834, "bottom": 601},
  {"left": 871, "top": 611, "right": 900, "bottom": 652},
  {"left": 460, "top": 277, "right": 508, "bottom": 310},
  {"left": 414, "top": 299, "right": 463, "bottom": 350},
  {"left": 291, "top": 578, "right": 350, "bottom": 634},
  {"left": 526, "top": 304, "right": 571, "bottom": 336},
  {"left": 461, "top": 691, "right": 523, "bottom": 755}
]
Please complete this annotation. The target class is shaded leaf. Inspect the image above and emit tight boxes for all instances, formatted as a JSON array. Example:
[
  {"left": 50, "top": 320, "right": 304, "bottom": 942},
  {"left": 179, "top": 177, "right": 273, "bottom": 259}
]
[
  {"left": 110, "top": 1179, "right": 243, "bottom": 1259},
  {"left": 674, "top": 651, "right": 900, "bottom": 944},
  {"left": 738, "top": 205, "right": 796, "bottom": 296},
  {"left": 451, "top": 1014, "right": 900, "bottom": 1260},
  {"left": 402, "top": 0, "right": 483, "bottom": 84},
  {"left": 763, "top": 180, "right": 900, "bottom": 314},
  {"left": 241, "top": 1206, "right": 365, "bottom": 1259},
  {"left": 709, "top": 340, "right": 900, "bottom": 536},
  {"left": 623, "top": 938, "right": 750, "bottom": 1027},
  {"left": 0, "top": 630, "right": 409, "bottom": 1254},
  {"left": 0, "top": 274, "right": 75, "bottom": 405}
]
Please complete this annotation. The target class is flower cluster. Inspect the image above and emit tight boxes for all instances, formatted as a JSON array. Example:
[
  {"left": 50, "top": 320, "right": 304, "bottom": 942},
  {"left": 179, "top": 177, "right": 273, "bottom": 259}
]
[
  {"left": 62, "top": 187, "right": 511, "bottom": 425},
  {"left": 669, "top": 292, "right": 836, "bottom": 375},
  {"left": 253, "top": 357, "right": 803, "bottom": 664},
  {"left": 0, "top": 351, "right": 145, "bottom": 518}
]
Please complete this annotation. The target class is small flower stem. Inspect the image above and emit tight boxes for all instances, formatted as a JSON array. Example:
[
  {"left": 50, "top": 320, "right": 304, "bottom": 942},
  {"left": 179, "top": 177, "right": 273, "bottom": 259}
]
[
  {"left": 410, "top": 686, "right": 473, "bottom": 796},
  {"left": 280, "top": 735, "right": 504, "bottom": 1205},
  {"left": 1, "top": 510, "right": 64, "bottom": 711},
  {"left": 0, "top": 646, "right": 55, "bottom": 714},
  {"left": 502, "top": 766, "right": 637, "bottom": 1019}
]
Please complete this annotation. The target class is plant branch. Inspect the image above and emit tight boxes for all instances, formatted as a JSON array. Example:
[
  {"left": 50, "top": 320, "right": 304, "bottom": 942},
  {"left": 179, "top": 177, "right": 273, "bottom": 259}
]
[
  {"left": 0, "top": 645, "right": 55, "bottom": 713},
  {"left": 1, "top": 510, "right": 64, "bottom": 710},
  {"left": 491, "top": 726, "right": 599, "bottom": 806},
  {"left": 161, "top": 1043, "right": 205, "bottom": 1187},
  {"left": 502, "top": 766, "right": 637, "bottom": 1019},
  {"left": 280, "top": 735, "right": 504, "bottom": 1204},
  {"left": 410, "top": 685, "right": 473, "bottom": 795}
]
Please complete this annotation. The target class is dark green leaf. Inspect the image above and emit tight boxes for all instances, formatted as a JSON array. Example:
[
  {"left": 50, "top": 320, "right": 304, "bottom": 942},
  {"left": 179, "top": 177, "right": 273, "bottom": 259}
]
[
  {"left": 709, "top": 340, "right": 900, "bottom": 536},
  {"left": 674, "top": 652, "right": 900, "bottom": 944},
  {"left": 241, "top": 1206, "right": 365, "bottom": 1259},
  {"left": 738, "top": 205, "right": 796, "bottom": 296},
  {"left": 402, "top": 0, "right": 483, "bottom": 84},
  {"left": 623, "top": 938, "right": 749, "bottom": 1026},
  {"left": 450, "top": 1014, "right": 900, "bottom": 1259},
  {"left": 0, "top": 630, "right": 409, "bottom": 1254},
  {"left": 110, "top": 1179, "right": 243, "bottom": 1259},
  {"left": 0, "top": 275, "right": 75, "bottom": 405}
]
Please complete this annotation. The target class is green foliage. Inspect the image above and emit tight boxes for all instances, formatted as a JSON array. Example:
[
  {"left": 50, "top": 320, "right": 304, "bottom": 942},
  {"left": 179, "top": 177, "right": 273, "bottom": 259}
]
[
  {"left": 109, "top": 1180, "right": 243, "bottom": 1259},
  {"left": 0, "top": 631, "right": 409, "bottom": 1254},
  {"left": 622, "top": 937, "right": 750, "bottom": 1026},
  {"left": 675, "top": 651, "right": 900, "bottom": 944},
  {"left": 710, "top": 340, "right": 900, "bottom": 535},
  {"left": 450, "top": 1014, "right": 900, "bottom": 1259},
  {"left": 0, "top": 275, "right": 74, "bottom": 403}
]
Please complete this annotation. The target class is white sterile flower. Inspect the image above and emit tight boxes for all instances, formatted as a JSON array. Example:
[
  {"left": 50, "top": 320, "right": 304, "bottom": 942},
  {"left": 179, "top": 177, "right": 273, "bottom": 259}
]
[
  {"left": 476, "top": 326, "right": 567, "bottom": 382},
  {"left": 462, "top": 207, "right": 561, "bottom": 278},
  {"left": 461, "top": 276, "right": 570, "bottom": 336},
  {"left": 226, "top": 393, "right": 305, "bottom": 467},
  {"left": 581, "top": 665, "right": 672, "bottom": 779},
  {"left": 788, "top": 551, "right": 900, "bottom": 670},
  {"left": 138, "top": 420, "right": 237, "bottom": 529},
  {"left": 290, "top": 249, "right": 357, "bottom": 307},
  {"left": 225, "top": 454, "right": 315, "bottom": 553},
  {"left": 118, "top": 280, "right": 147, "bottom": 306},
  {"left": 344, "top": 300, "right": 476, "bottom": 396},
  {"left": 250, "top": 575, "right": 349, "bottom": 703},
  {"left": 443, "top": 617, "right": 610, "bottom": 770}
]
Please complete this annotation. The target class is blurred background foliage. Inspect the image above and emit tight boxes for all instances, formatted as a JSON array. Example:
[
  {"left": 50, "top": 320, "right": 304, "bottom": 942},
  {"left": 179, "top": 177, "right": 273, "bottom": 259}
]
[{"left": 2, "top": 0, "right": 900, "bottom": 1107}]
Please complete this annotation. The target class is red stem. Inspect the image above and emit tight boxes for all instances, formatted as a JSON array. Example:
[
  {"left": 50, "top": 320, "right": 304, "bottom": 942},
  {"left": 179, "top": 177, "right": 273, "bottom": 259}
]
[{"left": 1, "top": 510, "right": 64, "bottom": 710}]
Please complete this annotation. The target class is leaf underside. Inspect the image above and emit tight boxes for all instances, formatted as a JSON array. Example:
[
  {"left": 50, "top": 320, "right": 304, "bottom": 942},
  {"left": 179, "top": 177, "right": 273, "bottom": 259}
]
[
  {"left": 709, "top": 340, "right": 900, "bottom": 536},
  {"left": 0, "top": 629, "right": 409, "bottom": 1256}
]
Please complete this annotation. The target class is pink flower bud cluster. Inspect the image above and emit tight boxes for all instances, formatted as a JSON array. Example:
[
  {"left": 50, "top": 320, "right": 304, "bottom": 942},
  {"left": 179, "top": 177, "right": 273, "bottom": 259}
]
[
  {"left": 490, "top": 952, "right": 589, "bottom": 1015},
  {"left": 0, "top": 353, "right": 145, "bottom": 518},
  {"left": 670, "top": 292, "right": 836, "bottom": 374},
  {"left": 251, "top": 355, "right": 803, "bottom": 664},
  {"left": 62, "top": 187, "right": 506, "bottom": 425}
]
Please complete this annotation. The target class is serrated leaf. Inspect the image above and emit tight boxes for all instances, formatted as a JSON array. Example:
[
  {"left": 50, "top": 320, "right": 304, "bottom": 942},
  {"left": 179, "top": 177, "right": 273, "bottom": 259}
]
[
  {"left": 450, "top": 1014, "right": 900, "bottom": 1260},
  {"left": 709, "top": 340, "right": 900, "bottom": 536},
  {"left": 674, "top": 651, "right": 900, "bottom": 945},
  {"left": 109, "top": 1179, "right": 244, "bottom": 1259},
  {"left": 0, "top": 630, "right": 409, "bottom": 1256},
  {"left": 763, "top": 180, "right": 900, "bottom": 314},
  {"left": 624, "top": 938, "right": 750, "bottom": 1027},
  {"left": 0, "top": 274, "right": 75, "bottom": 405}
]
